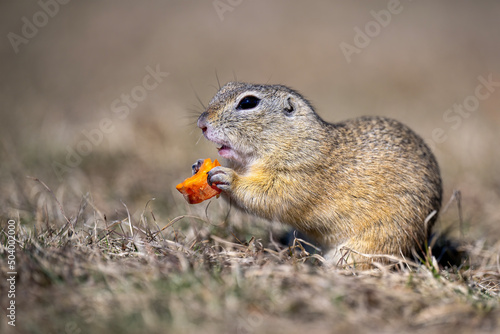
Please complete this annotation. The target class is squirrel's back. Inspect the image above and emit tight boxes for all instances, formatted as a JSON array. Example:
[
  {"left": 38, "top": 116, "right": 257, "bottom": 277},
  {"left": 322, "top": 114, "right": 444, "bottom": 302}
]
[{"left": 318, "top": 116, "right": 442, "bottom": 261}]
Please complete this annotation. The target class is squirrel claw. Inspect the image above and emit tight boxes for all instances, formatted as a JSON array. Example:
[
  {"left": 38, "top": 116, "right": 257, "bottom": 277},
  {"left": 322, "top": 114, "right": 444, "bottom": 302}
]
[
  {"left": 191, "top": 159, "right": 205, "bottom": 175},
  {"left": 207, "top": 166, "right": 233, "bottom": 191}
]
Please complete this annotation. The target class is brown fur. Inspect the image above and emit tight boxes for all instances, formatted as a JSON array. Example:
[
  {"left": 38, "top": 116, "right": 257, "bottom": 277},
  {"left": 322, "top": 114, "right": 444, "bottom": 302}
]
[{"left": 197, "top": 82, "right": 442, "bottom": 268}]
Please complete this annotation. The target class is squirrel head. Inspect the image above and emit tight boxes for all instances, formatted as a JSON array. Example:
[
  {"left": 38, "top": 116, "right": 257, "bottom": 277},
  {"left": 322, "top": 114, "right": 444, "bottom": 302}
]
[{"left": 198, "top": 82, "right": 327, "bottom": 169}]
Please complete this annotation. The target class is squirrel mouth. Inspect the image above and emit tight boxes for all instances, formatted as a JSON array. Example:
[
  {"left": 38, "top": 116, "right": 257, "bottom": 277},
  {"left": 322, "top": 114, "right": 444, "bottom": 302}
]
[
  {"left": 202, "top": 128, "right": 241, "bottom": 162},
  {"left": 213, "top": 142, "right": 242, "bottom": 161},
  {"left": 217, "top": 144, "right": 233, "bottom": 159}
]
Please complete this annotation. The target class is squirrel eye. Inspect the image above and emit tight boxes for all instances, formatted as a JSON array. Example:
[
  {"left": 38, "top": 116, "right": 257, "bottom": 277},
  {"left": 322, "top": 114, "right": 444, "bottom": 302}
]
[{"left": 236, "top": 96, "right": 260, "bottom": 110}]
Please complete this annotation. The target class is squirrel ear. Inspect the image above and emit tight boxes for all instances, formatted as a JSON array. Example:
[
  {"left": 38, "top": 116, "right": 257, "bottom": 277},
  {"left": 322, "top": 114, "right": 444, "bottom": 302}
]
[{"left": 283, "top": 97, "right": 296, "bottom": 116}]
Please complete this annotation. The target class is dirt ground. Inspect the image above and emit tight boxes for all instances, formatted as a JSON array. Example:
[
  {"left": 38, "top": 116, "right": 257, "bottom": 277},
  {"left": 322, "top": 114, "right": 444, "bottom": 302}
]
[{"left": 1, "top": 1, "right": 499, "bottom": 333}]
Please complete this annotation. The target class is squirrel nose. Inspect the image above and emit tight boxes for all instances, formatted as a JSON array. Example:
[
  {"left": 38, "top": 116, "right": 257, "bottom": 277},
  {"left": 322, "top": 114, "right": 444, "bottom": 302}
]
[{"left": 197, "top": 112, "right": 208, "bottom": 133}]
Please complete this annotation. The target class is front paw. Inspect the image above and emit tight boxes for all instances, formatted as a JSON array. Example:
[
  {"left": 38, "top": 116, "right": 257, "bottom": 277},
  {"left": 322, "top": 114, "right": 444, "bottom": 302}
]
[
  {"left": 207, "top": 166, "right": 234, "bottom": 192},
  {"left": 191, "top": 159, "right": 205, "bottom": 175}
]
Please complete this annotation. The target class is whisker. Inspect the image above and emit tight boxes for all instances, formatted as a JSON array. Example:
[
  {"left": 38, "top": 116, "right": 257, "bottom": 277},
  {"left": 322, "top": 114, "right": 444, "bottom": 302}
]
[
  {"left": 189, "top": 81, "right": 206, "bottom": 110},
  {"left": 195, "top": 132, "right": 204, "bottom": 145},
  {"left": 187, "top": 106, "right": 203, "bottom": 116},
  {"left": 209, "top": 84, "right": 220, "bottom": 93},
  {"left": 179, "top": 117, "right": 200, "bottom": 128},
  {"left": 215, "top": 69, "right": 221, "bottom": 89},
  {"left": 265, "top": 73, "right": 273, "bottom": 84}
]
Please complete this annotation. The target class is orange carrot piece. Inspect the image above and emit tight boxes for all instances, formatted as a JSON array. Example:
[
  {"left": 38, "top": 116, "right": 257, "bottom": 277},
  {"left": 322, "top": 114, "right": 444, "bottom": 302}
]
[{"left": 176, "top": 158, "right": 222, "bottom": 204}]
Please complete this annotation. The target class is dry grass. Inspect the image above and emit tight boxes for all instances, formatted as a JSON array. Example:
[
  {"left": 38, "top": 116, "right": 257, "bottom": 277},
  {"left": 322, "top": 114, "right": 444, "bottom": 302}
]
[{"left": 1, "top": 180, "right": 499, "bottom": 334}]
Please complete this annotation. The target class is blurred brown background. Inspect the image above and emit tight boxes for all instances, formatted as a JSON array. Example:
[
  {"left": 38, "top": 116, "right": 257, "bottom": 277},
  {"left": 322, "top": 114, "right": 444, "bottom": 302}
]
[{"left": 1, "top": 1, "right": 499, "bottom": 241}]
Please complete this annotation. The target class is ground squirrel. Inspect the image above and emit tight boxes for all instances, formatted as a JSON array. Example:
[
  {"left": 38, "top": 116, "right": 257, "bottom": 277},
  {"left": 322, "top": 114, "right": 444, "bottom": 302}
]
[{"left": 195, "top": 82, "right": 442, "bottom": 268}]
